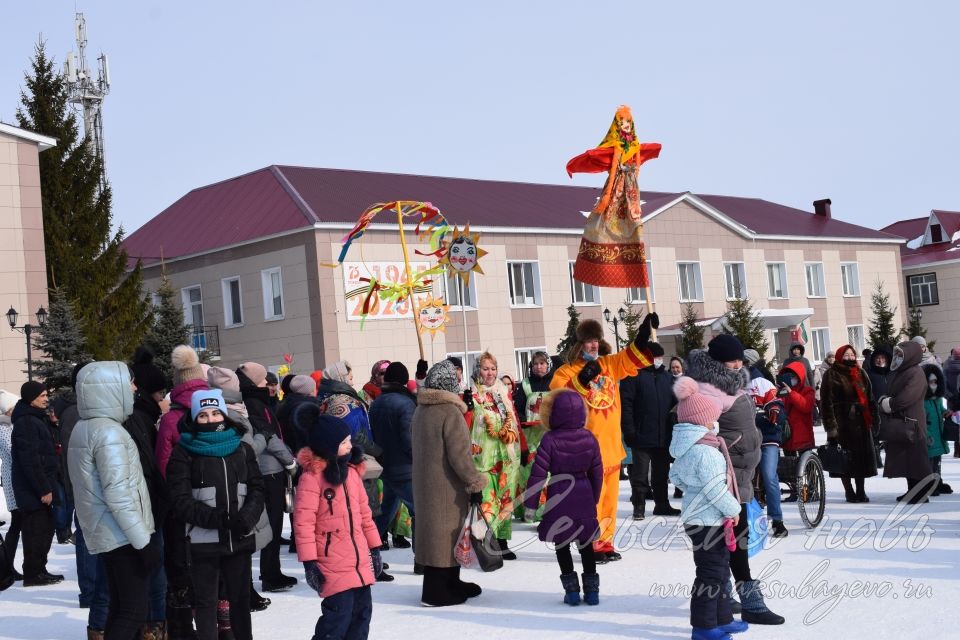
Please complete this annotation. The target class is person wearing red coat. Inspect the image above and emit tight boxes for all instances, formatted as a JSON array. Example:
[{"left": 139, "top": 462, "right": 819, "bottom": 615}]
[{"left": 777, "top": 362, "right": 816, "bottom": 453}]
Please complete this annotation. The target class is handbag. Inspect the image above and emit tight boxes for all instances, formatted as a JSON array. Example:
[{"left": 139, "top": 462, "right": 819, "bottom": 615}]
[
  {"left": 877, "top": 413, "right": 921, "bottom": 445},
  {"left": 745, "top": 498, "right": 767, "bottom": 558},
  {"left": 942, "top": 415, "right": 960, "bottom": 442},
  {"left": 283, "top": 473, "right": 296, "bottom": 514},
  {"left": 361, "top": 455, "right": 383, "bottom": 481},
  {"left": 817, "top": 443, "right": 851, "bottom": 476},
  {"left": 454, "top": 504, "right": 503, "bottom": 573}
]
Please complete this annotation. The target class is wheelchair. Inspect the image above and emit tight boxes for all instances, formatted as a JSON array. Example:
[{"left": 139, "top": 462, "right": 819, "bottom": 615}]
[{"left": 753, "top": 447, "right": 826, "bottom": 529}]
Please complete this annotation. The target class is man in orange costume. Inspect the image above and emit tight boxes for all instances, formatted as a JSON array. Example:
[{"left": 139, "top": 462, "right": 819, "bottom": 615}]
[{"left": 551, "top": 313, "right": 658, "bottom": 561}]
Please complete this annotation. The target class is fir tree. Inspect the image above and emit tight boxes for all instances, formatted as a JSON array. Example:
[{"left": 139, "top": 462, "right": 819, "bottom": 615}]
[
  {"left": 145, "top": 276, "right": 192, "bottom": 385},
  {"left": 902, "top": 307, "right": 935, "bottom": 353},
  {"left": 621, "top": 301, "right": 643, "bottom": 343},
  {"left": 31, "top": 287, "right": 92, "bottom": 392},
  {"left": 678, "top": 302, "right": 705, "bottom": 358},
  {"left": 555, "top": 304, "right": 581, "bottom": 362},
  {"left": 722, "top": 296, "right": 769, "bottom": 358},
  {"left": 16, "top": 41, "right": 150, "bottom": 360},
  {"left": 868, "top": 278, "right": 898, "bottom": 350}
]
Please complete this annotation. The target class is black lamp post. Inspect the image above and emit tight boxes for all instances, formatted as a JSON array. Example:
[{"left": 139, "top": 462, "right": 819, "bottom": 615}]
[
  {"left": 7, "top": 305, "right": 48, "bottom": 382},
  {"left": 604, "top": 307, "right": 628, "bottom": 352}
]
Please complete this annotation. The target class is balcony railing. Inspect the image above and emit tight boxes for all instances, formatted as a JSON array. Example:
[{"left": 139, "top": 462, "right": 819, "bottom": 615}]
[{"left": 190, "top": 325, "right": 221, "bottom": 358}]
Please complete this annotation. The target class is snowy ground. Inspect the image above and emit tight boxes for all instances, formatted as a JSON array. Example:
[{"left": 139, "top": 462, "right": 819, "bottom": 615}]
[{"left": 3, "top": 448, "right": 959, "bottom": 639}]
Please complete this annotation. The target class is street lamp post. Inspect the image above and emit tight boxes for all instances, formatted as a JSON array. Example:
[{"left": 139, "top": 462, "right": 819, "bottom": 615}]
[
  {"left": 6, "top": 305, "right": 48, "bottom": 382},
  {"left": 604, "top": 307, "right": 628, "bottom": 352}
]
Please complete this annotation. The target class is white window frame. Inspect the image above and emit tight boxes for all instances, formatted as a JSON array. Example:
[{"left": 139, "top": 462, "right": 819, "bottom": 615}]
[
  {"left": 766, "top": 262, "right": 788, "bottom": 299},
  {"left": 723, "top": 262, "right": 748, "bottom": 300},
  {"left": 180, "top": 285, "right": 204, "bottom": 329},
  {"left": 805, "top": 262, "right": 826, "bottom": 298},
  {"left": 514, "top": 346, "right": 548, "bottom": 382},
  {"left": 908, "top": 272, "right": 939, "bottom": 306},
  {"left": 221, "top": 276, "right": 244, "bottom": 328},
  {"left": 446, "top": 351, "right": 482, "bottom": 381},
  {"left": 507, "top": 260, "right": 543, "bottom": 308},
  {"left": 840, "top": 262, "right": 861, "bottom": 297},
  {"left": 261, "top": 267, "right": 285, "bottom": 321},
  {"left": 847, "top": 325, "right": 866, "bottom": 353},
  {"left": 810, "top": 327, "right": 830, "bottom": 363},
  {"left": 677, "top": 262, "right": 704, "bottom": 303},
  {"left": 626, "top": 261, "right": 655, "bottom": 303},
  {"left": 568, "top": 262, "right": 601, "bottom": 306},
  {"left": 443, "top": 271, "right": 478, "bottom": 311}
]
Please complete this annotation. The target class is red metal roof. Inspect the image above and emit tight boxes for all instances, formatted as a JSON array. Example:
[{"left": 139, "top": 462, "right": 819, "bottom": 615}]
[
  {"left": 123, "top": 165, "right": 900, "bottom": 266},
  {"left": 884, "top": 210, "right": 960, "bottom": 267},
  {"left": 881, "top": 217, "right": 927, "bottom": 241}
]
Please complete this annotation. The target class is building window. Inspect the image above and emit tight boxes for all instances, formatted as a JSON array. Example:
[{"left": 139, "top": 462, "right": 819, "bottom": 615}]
[
  {"left": 677, "top": 262, "right": 703, "bottom": 302},
  {"left": 908, "top": 273, "right": 939, "bottom": 306},
  {"left": 847, "top": 325, "right": 865, "bottom": 353},
  {"left": 841, "top": 263, "right": 860, "bottom": 297},
  {"left": 261, "top": 267, "right": 284, "bottom": 320},
  {"left": 446, "top": 351, "right": 481, "bottom": 378},
  {"left": 766, "top": 262, "right": 788, "bottom": 299},
  {"left": 805, "top": 263, "right": 825, "bottom": 298},
  {"left": 930, "top": 224, "right": 943, "bottom": 243},
  {"left": 507, "top": 261, "right": 542, "bottom": 307},
  {"left": 569, "top": 262, "right": 600, "bottom": 305},
  {"left": 626, "top": 262, "right": 655, "bottom": 303},
  {"left": 221, "top": 277, "right": 243, "bottom": 327},
  {"left": 515, "top": 347, "right": 548, "bottom": 380},
  {"left": 724, "top": 262, "right": 747, "bottom": 300},
  {"left": 810, "top": 328, "right": 830, "bottom": 363},
  {"left": 180, "top": 286, "right": 204, "bottom": 329},
  {"left": 443, "top": 271, "right": 477, "bottom": 309}
]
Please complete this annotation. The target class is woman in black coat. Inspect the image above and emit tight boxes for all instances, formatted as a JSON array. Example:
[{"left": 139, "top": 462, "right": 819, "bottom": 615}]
[{"left": 867, "top": 347, "right": 894, "bottom": 401}]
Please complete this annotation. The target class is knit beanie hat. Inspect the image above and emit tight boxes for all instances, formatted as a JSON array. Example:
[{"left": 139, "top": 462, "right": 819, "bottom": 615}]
[
  {"left": 310, "top": 370, "right": 323, "bottom": 388},
  {"left": 445, "top": 356, "right": 463, "bottom": 371},
  {"left": 674, "top": 376, "right": 723, "bottom": 426},
  {"left": 708, "top": 334, "right": 744, "bottom": 363},
  {"left": 171, "top": 345, "right": 205, "bottom": 387},
  {"left": 290, "top": 374, "right": 317, "bottom": 396},
  {"left": 0, "top": 390, "right": 20, "bottom": 414},
  {"left": 207, "top": 366, "right": 240, "bottom": 393},
  {"left": 20, "top": 380, "right": 46, "bottom": 405},
  {"left": 742, "top": 349, "right": 760, "bottom": 366},
  {"left": 191, "top": 389, "right": 228, "bottom": 420},
  {"left": 238, "top": 362, "right": 268, "bottom": 388},
  {"left": 425, "top": 360, "right": 459, "bottom": 393},
  {"left": 911, "top": 336, "right": 928, "bottom": 348},
  {"left": 280, "top": 374, "right": 295, "bottom": 396},
  {"left": 308, "top": 413, "right": 352, "bottom": 460},
  {"left": 265, "top": 371, "right": 279, "bottom": 386},
  {"left": 384, "top": 362, "right": 410, "bottom": 386},
  {"left": 130, "top": 346, "right": 167, "bottom": 395}
]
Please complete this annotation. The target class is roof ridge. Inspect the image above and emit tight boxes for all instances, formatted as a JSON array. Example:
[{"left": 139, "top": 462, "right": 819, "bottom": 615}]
[{"left": 270, "top": 166, "right": 320, "bottom": 224}]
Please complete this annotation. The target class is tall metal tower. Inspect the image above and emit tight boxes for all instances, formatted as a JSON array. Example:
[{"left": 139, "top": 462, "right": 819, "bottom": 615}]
[{"left": 64, "top": 13, "right": 110, "bottom": 187}]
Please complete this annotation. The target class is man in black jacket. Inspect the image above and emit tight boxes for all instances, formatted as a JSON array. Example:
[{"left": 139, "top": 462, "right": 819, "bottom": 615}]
[
  {"left": 11, "top": 381, "right": 64, "bottom": 586},
  {"left": 620, "top": 344, "right": 679, "bottom": 519}
]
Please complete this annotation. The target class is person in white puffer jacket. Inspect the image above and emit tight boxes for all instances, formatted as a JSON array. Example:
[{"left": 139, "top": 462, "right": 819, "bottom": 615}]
[{"left": 69, "top": 361, "right": 159, "bottom": 639}]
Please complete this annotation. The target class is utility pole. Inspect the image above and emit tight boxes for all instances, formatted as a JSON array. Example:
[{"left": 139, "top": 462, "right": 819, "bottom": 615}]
[{"left": 64, "top": 13, "right": 110, "bottom": 190}]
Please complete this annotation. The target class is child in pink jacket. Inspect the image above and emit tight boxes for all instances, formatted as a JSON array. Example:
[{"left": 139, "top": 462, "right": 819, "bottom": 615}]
[{"left": 294, "top": 407, "right": 382, "bottom": 640}]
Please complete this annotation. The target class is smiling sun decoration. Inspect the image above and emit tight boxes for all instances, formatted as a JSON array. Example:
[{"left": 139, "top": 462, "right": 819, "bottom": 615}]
[
  {"left": 416, "top": 295, "right": 450, "bottom": 337},
  {"left": 441, "top": 225, "right": 487, "bottom": 284}
]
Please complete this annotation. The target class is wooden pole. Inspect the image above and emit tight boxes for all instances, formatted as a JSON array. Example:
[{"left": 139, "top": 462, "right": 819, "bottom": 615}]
[
  {"left": 397, "top": 203, "right": 426, "bottom": 360},
  {"left": 645, "top": 284, "right": 657, "bottom": 342}
]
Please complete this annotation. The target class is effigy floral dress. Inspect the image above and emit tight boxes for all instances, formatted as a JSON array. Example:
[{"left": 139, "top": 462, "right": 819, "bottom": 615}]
[{"left": 470, "top": 379, "right": 521, "bottom": 540}]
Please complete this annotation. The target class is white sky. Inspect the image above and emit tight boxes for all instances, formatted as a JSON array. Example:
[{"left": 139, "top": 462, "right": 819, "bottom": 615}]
[{"left": 2, "top": 1, "right": 959, "bottom": 235}]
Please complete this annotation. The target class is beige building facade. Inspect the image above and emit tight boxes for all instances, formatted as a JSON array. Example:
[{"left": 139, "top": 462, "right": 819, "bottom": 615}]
[{"left": 0, "top": 123, "right": 54, "bottom": 391}]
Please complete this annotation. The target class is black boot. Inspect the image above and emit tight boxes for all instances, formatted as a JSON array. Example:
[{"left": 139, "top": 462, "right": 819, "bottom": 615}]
[
  {"left": 842, "top": 477, "right": 857, "bottom": 503},
  {"left": 771, "top": 520, "right": 788, "bottom": 538},
  {"left": 632, "top": 503, "right": 645, "bottom": 521},
  {"left": 497, "top": 538, "right": 517, "bottom": 560},
  {"left": 249, "top": 582, "right": 271, "bottom": 612},
  {"left": 421, "top": 567, "right": 468, "bottom": 607},
  {"left": 855, "top": 477, "right": 869, "bottom": 503},
  {"left": 737, "top": 579, "right": 785, "bottom": 625},
  {"left": 167, "top": 587, "right": 199, "bottom": 640},
  {"left": 450, "top": 566, "right": 482, "bottom": 598},
  {"left": 392, "top": 534, "right": 412, "bottom": 549}
]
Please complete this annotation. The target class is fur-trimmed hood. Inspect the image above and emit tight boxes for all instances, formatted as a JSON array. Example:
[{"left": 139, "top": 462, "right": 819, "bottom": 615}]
[
  {"left": 539, "top": 388, "right": 587, "bottom": 431},
  {"left": 416, "top": 387, "right": 467, "bottom": 411},
  {"left": 686, "top": 348, "right": 749, "bottom": 396}
]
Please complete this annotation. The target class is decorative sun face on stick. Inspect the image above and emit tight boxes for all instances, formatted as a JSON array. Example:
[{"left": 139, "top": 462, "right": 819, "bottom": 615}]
[
  {"left": 441, "top": 225, "right": 487, "bottom": 284},
  {"left": 416, "top": 296, "right": 450, "bottom": 337}
]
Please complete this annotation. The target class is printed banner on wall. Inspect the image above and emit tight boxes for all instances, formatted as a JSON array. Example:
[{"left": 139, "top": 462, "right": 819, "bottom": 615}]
[{"left": 342, "top": 261, "right": 432, "bottom": 321}]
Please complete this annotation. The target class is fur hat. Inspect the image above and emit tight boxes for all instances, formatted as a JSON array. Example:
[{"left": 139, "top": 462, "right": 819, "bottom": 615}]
[
  {"left": 384, "top": 362, "right": 409, "bottom": 386},
  {"left": 130, "top": 346, "right": 167, "bottom": 395},
  {"left": 171, "top": 345, "right": 205, "bottom": 387},
  {"left": 238, "top": 362, "right": 268, "bottom": 388},
  {"left": 576, "top": 319, "right": 604, "bottom": 342},
  {"left": 708, "top": 334, "right": 744, "bottom": 363},
  {"left": 0, "top": 390, "right": 20, "bottom": 414},
  {"left": 674, "top": 376, "right": 722, "bottom": 426},
  {"left": 190, "top": 389, "right": 228, "bottom": 420},
  {"left": 290, "top": 374, "right": 317, "bottom": 396},
  {"left": 207, "top": 366, "right": 240, "bottom": 393},
  {"left": 425, "top": 360, "right": 459, "bottom": 393},
  {"left": 649, "top": 342, "right": 665, "bottom": 358},
  {"left": 539, "top": 389, "right": 586, "bottom": 431}
]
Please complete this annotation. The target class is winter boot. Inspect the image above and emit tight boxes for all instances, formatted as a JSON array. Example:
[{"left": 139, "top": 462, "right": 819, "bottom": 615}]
[
  {"left": 559, "top": 572, "right": 580, "bottom": 606},
  {"left": 841, "top": 477, "right": 857, "bottom": 502},
  {"left": 691, "top": 628, "right": 732, "bottom": 640},
  {"left": 392, "top": 534, "right": 412, "bottom": 548},
  {"left": 632, "top": 503, "right": 645, "bottom": 521},
  {"left": 582, "top": 572, "right": 600, "bottom": 605},
  {"left": 771, "top": 520, "right": 788, "bottom": 538},
  {"left": 249, "top": 583, "right": 270, "bottom": 612},
  {"left": 496, "top": 538, "right": 517, "bottom": 561},
  {"left": 723, "top": 580, "right": 741, "bottom": 614},
  {"left": 717, "top": 619, "right": 749, "bottom": 634},
  {"left": 938, "top": 482, "right": 953, "bottom": 494},
  {"left": 141, "top": 621, "right": 167, "bottom": 640},
  {"left": 674, "top": 487, "right": 684, "bottom": 499},
  {"left": 87, "top": 628, "right": 105, "bottom": 640},
  {"left": 736, "top": 580, "right": 784, "bottom": 625},
  {"left": 421, "top": 567, "right": 468, "bottom": 607},
  {"left": 855, "top": 477, "right": 870, "bottom": 503},
  {"left": 450, "top": 566, "right": 482, "bottom": 599}
]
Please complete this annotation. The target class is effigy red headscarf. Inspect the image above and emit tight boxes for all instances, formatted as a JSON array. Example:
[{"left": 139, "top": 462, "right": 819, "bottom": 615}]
[{"left": 834, "top": 344, "right": 874, "bottom": 430}]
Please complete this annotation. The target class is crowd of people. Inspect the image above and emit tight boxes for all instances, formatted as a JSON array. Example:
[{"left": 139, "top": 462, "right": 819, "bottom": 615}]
[{"left": 0, "top": 320, "right": 956, "bottom": 640}]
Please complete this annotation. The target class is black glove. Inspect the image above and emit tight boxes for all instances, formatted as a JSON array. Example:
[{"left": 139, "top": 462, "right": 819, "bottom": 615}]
[
  {"left": 463, "top": 389, "right": 474, "bottom": 412},
  {"left": 577, "top": 360, "right": 602, "bottom": 388},
  {"left": 303, "top": 560, "right": 325, "bottom": 594},
  {"left": 136, "top": 540, "right": 162, "bottom": 572},
  {"left": 416, "top": 359, "right": 428, "bottom": 380},
  {"left": 520, "top": 450, "right": 529, "bottom": 467},
  {"left": 469, "top": 491, "right": 483, "bottom": 506},
  {"left": 222, "top": 512, "right": 250, "bottom": 537},
  {"left": 633, "top": 312, "right": 660, "bottom": 349}
]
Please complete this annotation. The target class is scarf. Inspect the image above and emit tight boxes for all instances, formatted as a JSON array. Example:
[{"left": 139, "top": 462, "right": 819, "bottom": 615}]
[
  {"left": 834, "top": 345, "right": 874, "bottom": 430},
  {"left": 696, "top": 430, "right": 740, "bottom": 503},
  {"left": 179, "top": 429, "right": 241, "bottom": 457},
  {"left": 318, "top": 379, "right": 367, "bottom": 410},
  {"left": 322, "top": 446, "right": 364, "bottom": 485}
]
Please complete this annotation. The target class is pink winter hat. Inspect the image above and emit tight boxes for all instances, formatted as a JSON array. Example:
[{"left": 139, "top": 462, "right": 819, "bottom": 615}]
[{"left": 674, "top": 376, "right": 722, "bottom": 426}]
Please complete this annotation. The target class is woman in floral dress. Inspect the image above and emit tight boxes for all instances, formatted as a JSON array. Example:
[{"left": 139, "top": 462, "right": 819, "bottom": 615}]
[{"left": 469, "top": 352, "right": 521, "bottom": 559}]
